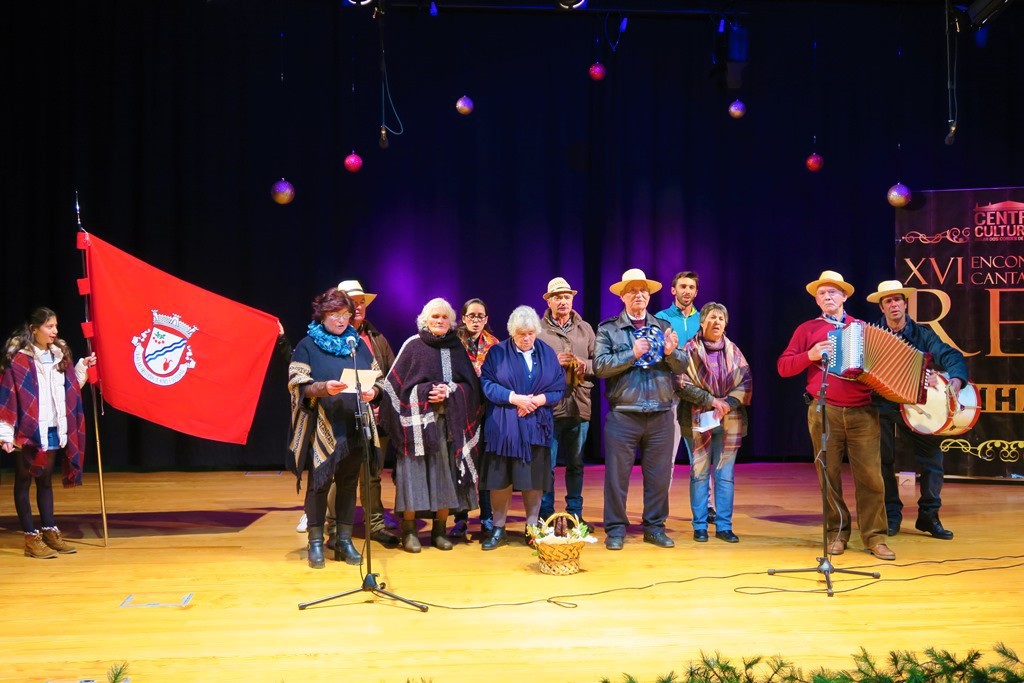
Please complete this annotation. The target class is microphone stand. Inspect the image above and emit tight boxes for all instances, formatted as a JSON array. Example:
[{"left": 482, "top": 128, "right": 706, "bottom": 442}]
[
  {"left": 299, "top": 339, "right": 427, "bottom": 612},
  {"left": 768, "top": 353, "right": 880, "bottom": 597}
]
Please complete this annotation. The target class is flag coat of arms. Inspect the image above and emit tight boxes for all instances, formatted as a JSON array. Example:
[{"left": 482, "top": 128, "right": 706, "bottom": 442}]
[{"left": 79, "top": 233, "right": 280, "bottom": 444}]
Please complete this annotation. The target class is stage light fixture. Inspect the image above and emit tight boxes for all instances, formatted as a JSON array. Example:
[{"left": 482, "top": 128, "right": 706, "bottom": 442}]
[
  {"left": 346, "top": 0, "right": 374, "bottom": 5},
  {"left": 965, "top": 0, "right": 1016, "bottom": 27},
  {"left": 556, "top": 0, "right": 587, "bottom": 9}
]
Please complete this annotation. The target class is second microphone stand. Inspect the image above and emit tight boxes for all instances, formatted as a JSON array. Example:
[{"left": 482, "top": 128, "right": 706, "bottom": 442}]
[
  {"left": 299, "top": 342, "right": 427, "bottom": 612},
  {"left": 768, "top": 353, "right": 880, "bottom": 596}
]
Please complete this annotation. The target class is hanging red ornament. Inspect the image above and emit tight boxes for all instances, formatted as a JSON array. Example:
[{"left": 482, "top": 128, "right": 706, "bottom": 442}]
[
  {"left": 271, "top": 178, "right": 295, "bottom": 204},
  {"left": 805, "top": 153, "right": 824, "bottom": 172},
  {"left": 887, "top": 182, "right": 912, "bottom": 207},
  {"left": 344, "top": 152, "right": 363, "bottom": 173},
  {"left": 456, "top": 95, "right": 474, "bottom": 115},
  {"left": 589, "top": 62, "right": 606, "bottom": 81}
]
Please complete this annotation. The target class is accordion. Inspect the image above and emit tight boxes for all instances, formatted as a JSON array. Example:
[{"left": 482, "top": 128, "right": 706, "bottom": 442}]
[{"left": 825, "top": 321, "right": 931, "bottom": 404}]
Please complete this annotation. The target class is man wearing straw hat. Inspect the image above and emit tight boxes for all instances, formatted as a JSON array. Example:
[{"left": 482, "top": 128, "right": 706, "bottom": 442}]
[
  {"left": 777, "top": 270, "right": 895, "bottom": 560},
  {"left": 867, "top": 280, "right": 968, "bottom": 540},
  {"left": 595, "top": 268, "right": 685, "bottom": 550},
  {"left": 537, "top": 277, "right": 596, "bottom": 529}
]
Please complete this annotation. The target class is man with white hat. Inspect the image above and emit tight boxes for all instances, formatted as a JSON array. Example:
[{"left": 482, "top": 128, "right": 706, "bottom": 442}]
[
  {"left": 867, "top": 280, "right": 968, "bottom": 540},
  {"left": 594, "top": 268, "right": 685, "bottom": 550},
  {"left": 777, "top": 270, "right": 895, "bottom": 560},
  {"left": 537, "top": 277, "right": 596, "bottom": 528}
]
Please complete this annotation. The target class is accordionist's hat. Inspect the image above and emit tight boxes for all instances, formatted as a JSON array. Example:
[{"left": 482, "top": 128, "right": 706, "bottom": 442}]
[{"left": 805, "top": 270, "right": 854, "bottom": 297}]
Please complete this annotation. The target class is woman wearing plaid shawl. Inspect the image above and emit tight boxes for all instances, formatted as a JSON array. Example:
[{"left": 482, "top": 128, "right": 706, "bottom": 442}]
[
  {"left": 1, "top": 307, "right": 95, "bottom": 559},
  {"left": 382, "top": 298, "right": 483, "bottom": 553},
  {"left": 678, "top": 302, "right": 752, "bottom": 544},
  {"left": 288, "top": 288, "right": 383, "bottom": 568}
]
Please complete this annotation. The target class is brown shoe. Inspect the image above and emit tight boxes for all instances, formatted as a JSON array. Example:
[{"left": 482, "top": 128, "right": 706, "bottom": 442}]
[
  {"left": 867, "top": 543, "right": 896, "bottom": 560},
  {"left": 827, "top": 538, "right": 847, "bottom": 555},
  {"left": 41, "top": 528, "right": 77, "bottom": 554},
  {"left": 25, "top": 532, "right": 58, "bottom": 559}
]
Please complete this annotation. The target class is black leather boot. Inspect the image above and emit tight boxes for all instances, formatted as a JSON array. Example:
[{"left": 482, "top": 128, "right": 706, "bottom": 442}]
[
  {"left": 431, "top": 520, "right": 453, "bottom": 551},
  {"left": 369, "top": 514, "right": 401, "bottom": 548},
  {"left": 333, "top": 523, "right": 363, "bottom": 564},
  {"left": 915, "top": 514, "right": 954, "bottom": 540},
  {"left": 401, "top": 520, "right": 421, "bottom": 553},
  {"left": 481, "top": 526, "right": 508, "bottom": 551},
  {"left": 306, "top": 525, "right": 325, "bottom": 569}
]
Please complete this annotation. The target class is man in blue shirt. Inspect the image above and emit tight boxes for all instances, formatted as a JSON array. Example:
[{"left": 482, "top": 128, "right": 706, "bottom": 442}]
[
  {"left": 656, "top": 272, "right": 703, "bottom": 483},
  {"left": 656, "top": 271, "right": 701, "bottom": 344}
]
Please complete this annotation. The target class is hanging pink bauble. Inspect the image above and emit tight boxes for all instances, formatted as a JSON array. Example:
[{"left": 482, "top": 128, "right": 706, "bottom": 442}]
[
  {"left": 589, "top": 62, "right": 607, "bottom": 81},
  {"left": 271, "top": 178, "right": 295, "bottom": 204},
  {"left": 727, "top": 100, "right": 746, "bottom": 119},
  {"left": 887, "top": 182, "right": 912, "bottom": 207},
  {"left": 456, "top": 95, "right": 474, "bottom": 115},
  {"left": 805, "top": 153, "right": 824, "bottom": 172},
  {"left": 344, "top": 152, "right": 363, "bottom": 173}
]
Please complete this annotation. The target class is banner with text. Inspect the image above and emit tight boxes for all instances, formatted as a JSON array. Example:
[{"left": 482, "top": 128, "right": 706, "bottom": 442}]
[{"left": 895, "top": 187, "right": 1023, "bottom": 478}]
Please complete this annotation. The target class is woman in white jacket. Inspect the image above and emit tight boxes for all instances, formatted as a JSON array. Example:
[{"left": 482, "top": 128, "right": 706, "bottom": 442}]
[{"left": 0, "top": 307, "right": 95, "bottom": 559}]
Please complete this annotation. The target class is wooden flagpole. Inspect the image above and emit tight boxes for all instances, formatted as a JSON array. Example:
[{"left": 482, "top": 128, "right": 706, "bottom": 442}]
[{"left": 76, "top": 193, "right": 109, "bottom": 547}]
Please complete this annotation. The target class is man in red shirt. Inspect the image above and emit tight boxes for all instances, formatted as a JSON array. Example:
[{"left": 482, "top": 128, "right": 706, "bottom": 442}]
[{"left": 777, "top": 270, "right": 894, "bottom": 560}]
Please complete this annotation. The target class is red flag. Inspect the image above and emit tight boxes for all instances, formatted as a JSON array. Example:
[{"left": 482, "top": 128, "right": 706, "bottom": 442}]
[{"left": 79, "top": 233, "right": 279, "bottom": 444}]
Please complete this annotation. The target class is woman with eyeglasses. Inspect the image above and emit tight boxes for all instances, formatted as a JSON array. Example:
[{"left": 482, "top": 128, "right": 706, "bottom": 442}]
[
  {"left": 448, "top": 298, "right": 500, "bottom": 540},
  {"left": 457, "top": 299, "right": 499, "bottom": 375},
  {"left": 287, "top": 288, "right": 383, "bottom": 568},
  {"left": 381, "top": 298, "right": 483, "bottom": 553}
]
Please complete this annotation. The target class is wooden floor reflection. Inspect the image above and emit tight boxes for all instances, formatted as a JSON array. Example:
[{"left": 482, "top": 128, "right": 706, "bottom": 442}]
[{"left": 1, "top": 463, "right": 1022, "bottom": 683}]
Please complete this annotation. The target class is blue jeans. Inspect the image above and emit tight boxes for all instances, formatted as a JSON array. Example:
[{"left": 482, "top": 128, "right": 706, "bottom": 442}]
[
  {"left": 689, "top": 425, "right": 736, "bottom": 531},
  {"left": 540, "top": 418, "right": 589, "bottom": 520}
]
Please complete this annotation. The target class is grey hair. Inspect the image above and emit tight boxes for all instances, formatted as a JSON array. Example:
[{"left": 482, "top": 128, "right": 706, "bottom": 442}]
[
  {"left": 506, "top": 305, "right": 541, "bottom": 336},
  {"left": 416, "top": 297, "right": 458, "bottom": 332},
  {"left": 699, "top": 301, "right": 728, "bottom": 324}
]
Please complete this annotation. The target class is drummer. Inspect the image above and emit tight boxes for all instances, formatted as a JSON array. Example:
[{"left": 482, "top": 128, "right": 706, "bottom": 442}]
[
  {"left": 868, "top": 280, "right": 969, "bottom": 540},
  {"left": 594, "top": 268, "right": 685, "bottom": 550}
]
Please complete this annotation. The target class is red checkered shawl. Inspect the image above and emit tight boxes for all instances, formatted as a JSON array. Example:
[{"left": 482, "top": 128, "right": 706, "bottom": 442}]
[{"left": 0, "top": 351, "right": 86, "bottom": 487}]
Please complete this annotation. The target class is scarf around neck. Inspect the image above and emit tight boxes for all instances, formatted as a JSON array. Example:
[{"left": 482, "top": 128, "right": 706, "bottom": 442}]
[{"left": 307, "top": 322, "right": 360, "bottom": 357}]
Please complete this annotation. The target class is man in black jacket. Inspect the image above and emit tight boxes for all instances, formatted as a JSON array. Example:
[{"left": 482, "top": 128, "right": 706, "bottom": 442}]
[
  {"left": 867, "top": 280, "right": 969, "bottom": 540},
  {"left": 594, "top": 268, "right": 685, "bottom": 550}
]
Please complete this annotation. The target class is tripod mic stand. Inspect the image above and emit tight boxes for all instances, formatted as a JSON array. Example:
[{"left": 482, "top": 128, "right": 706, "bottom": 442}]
[
  {"left": 299, "top": 341, "right": 428, "bottom": 612},
  {"left": 768, "top": 355, "right": 880, "bottom": 597}
]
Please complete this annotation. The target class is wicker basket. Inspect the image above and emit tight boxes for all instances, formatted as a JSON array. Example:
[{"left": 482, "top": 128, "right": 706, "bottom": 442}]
[{"left": 534, "top": 512, "right": 588, "bottom": 576}]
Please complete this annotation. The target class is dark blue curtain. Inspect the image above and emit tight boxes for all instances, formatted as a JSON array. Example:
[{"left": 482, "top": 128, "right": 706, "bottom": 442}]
[{"left": 2, "top": 1, "right": 1022, "bottom": 469}]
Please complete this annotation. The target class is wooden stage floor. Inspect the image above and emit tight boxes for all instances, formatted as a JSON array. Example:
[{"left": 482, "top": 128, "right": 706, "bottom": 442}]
[{"left": 1, "top": 463, "right": 1022, "bottom": 683}]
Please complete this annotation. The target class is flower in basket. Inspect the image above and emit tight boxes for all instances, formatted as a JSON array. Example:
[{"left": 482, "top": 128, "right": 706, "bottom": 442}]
[{"left": 527, "top": 517, "right": 598, "bottom": 546}]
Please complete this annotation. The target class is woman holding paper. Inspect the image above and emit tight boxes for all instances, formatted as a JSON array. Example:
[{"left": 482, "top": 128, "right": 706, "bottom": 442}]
[
  {"left": 288, "top": 288, "right": 383, "bottom": 568},
  {"left": 678, "top": 302, "right": 752, "bottom": 544},
  {"left": 381, "top": 297, "right": 483, "bottom": 553}
]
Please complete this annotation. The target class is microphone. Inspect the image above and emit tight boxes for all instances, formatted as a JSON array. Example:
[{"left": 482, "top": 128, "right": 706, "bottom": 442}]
[
  {"left": 944, "top": 120, "right": 957, "bottom": 146},
  {"left": 820, "top": 348, "right": 830, "bottom": 365},
  {"left": 345, "top": 336, "right": 358, "bottom": 350}
]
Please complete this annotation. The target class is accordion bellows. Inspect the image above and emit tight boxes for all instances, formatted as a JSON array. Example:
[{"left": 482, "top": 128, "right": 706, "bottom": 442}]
[{"left": 826, "top": 321, "right": 931, "bottom": 404}]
